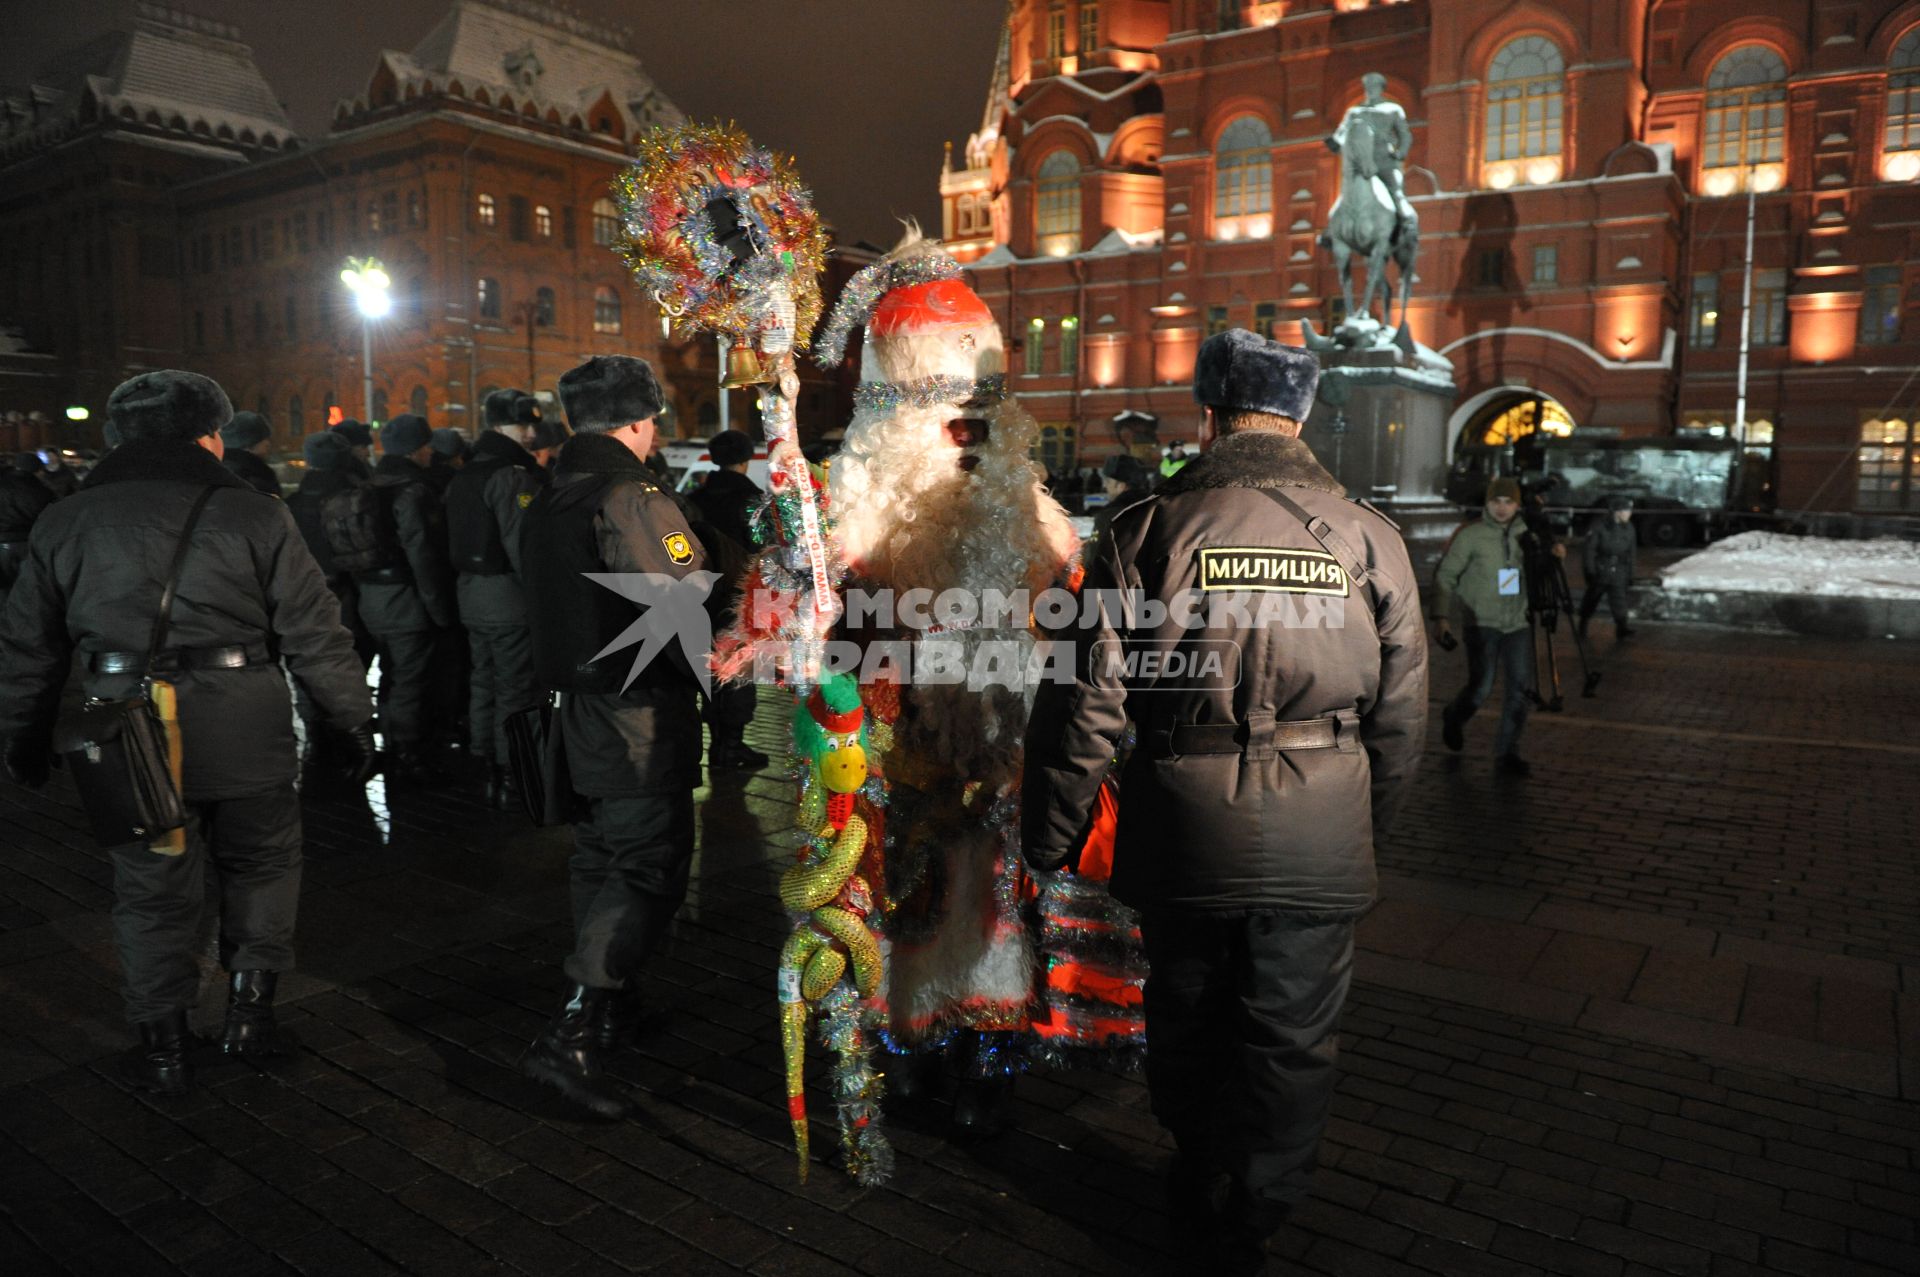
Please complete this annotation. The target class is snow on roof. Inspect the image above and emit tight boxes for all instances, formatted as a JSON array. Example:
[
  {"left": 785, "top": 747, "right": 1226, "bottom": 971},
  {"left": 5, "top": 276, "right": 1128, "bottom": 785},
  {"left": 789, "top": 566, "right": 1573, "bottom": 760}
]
[
  {"left": 351, "top": 0, "right": 682, "bottom": 136},
  {"left": 1, "top": 6, "right": 295, "bottom": 153}
]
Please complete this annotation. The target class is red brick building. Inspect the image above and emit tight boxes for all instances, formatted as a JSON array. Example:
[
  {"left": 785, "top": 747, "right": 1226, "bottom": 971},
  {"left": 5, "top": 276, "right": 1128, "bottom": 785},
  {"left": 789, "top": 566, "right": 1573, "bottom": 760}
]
[
  {"left": 0, "top": 1, "right": 858, "bottom": 452},
  {"left": 941, "top": 0, "right": 1920, "bottom": 514}
]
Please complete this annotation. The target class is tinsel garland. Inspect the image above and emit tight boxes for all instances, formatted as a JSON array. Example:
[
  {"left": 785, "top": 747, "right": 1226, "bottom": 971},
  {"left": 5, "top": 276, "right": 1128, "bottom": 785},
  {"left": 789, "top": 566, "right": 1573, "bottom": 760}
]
[
  {"left": 611, "top": 121, "right": 830, "bottom": 346},
  {"left": 852, "top": 373, "right": 1009, "bottom": 415},
  {"left": 812, "top": 248, "right": 967, "bottom": 368}
]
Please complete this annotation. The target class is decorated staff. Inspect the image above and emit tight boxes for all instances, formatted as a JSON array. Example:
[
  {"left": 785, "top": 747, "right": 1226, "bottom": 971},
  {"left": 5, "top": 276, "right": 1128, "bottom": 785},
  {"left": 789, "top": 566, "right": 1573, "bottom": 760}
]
[{"left": 612, "top": 122, "right": 890, "bottom": 1184}]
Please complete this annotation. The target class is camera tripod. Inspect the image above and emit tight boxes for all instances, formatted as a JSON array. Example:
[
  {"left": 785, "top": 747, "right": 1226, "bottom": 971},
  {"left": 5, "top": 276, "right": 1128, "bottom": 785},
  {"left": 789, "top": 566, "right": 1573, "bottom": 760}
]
[{"left": 1526, "top": 549, "right": 1601, "bottom": 711}]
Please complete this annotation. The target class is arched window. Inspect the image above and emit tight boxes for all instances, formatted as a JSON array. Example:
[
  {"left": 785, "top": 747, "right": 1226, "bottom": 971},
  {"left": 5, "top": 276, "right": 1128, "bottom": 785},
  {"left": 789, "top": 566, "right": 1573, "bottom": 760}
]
[
  {"left": 1700, "top": 46, "right": 1788, "bottom": 194},
  {"left": 1035, "top": 151, "right": 1082, "bottom": 256},
  {"left": 288, "top": 394, "right": 304, "bottom": 432},
  {"left": 535, "top": 285, "right": 557, "bottom": 327},
  {"left": 476, "top": 192, "right": 497, "bottom": 227},
  {"left": 410, "top": 386, "right": 428, "bottom": 417},
  {"left": 476, "top": 276, "right": 500, "bottom": 319},
  {"left": 1483, "top": 37, "right": 1565, "bottom": 186},
  {"left": 592, "top": 197, "right": 619, "bottom": 246},
  {"left": 534, "top": 204, "right": 553, "bottom": 237},
  {"left": 371, "top": 387, "right": 389, "bottom": 424},
  {"left": 1213, "top": 115, "right": 1273, "bottom": 239},
  {"left": 1884, "top": 29, "right": 1920, "bottom": 181},
  {"left": 594, "top": 286, "right": 622, "bottom": 334}
]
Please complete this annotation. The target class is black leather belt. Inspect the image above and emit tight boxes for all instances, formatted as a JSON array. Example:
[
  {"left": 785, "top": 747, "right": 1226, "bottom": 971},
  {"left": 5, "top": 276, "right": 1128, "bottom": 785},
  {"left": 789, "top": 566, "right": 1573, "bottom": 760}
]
[
  {"left": 90, "top": 643, "right": 270, "bottom": 674},
  {"left": 1150, "top": 711, "right": 1354, "bottom": 758}
]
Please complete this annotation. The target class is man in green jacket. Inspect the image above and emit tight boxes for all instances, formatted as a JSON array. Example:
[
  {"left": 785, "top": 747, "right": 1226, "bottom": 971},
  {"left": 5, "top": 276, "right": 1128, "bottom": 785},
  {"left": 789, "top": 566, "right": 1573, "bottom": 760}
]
[{"left": 1433, "top": 476, "right": 1538, "bottom": 777}]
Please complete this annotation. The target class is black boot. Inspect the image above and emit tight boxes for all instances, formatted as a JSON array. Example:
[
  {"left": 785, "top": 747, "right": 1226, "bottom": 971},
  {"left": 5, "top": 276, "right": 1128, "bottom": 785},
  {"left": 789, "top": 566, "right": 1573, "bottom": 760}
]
[
  {"left": 1166, "top": 1152, "right": 1230, "bottom": 1243},
  {"left": 122, "top": 1010, "right": 191, "bottom": 1095},
  {"left": 881, "top": 1050, "right": 943, "bottom": 1107},
  {"left": 521, "top": 985, "right": 632, "bottom": 1120},
  {"left": 219, "top": 970, "right": 280, "bottom": 1059},
  {"left": 386, "top": 748, "right": 447, "bottom": 788},
  {"left": 592, "top": 986, "right": 660, "bottom": 1053},
  {"left": 484, "top": 762, "right": 519, "bottom": 811}
]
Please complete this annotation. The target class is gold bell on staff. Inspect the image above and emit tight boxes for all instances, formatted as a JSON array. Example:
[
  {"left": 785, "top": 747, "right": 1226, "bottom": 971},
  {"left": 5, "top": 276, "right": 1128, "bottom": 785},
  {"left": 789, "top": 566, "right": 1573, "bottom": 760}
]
[{"left": 721, "top": 343, "right": 770, "bottom": 388}]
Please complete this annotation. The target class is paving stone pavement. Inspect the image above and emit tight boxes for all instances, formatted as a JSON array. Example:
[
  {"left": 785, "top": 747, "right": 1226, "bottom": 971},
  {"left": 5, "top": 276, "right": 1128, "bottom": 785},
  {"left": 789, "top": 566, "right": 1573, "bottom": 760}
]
[{"left": 2, "top": 618, "right": 1917, "bottom": 1276}]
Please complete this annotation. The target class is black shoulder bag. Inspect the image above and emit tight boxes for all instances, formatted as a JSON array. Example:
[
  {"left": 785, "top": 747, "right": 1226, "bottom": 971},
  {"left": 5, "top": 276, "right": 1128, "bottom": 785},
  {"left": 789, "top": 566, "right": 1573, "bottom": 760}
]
[{"left": 52, "top": 486, "right": 218, "bottom": 848}]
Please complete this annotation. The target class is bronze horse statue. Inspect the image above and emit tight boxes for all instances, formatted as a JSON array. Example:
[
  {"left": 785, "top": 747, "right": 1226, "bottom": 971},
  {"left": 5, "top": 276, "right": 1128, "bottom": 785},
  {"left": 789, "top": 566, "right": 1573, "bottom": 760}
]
[{"left": 1321, "top": 112, "right": 1419, "bottom": 334}]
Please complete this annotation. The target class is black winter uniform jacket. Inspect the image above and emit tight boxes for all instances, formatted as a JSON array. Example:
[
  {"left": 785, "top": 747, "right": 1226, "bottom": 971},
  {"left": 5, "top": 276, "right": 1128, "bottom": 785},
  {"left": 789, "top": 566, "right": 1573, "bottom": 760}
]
[
  {"left": 447, "top": 430, "right": 547, "bottom": 630},
  {"left": 0, "top": 439, "right": 370, "bottom": 800},
  {"left": 1022, "top": 431, "right": 1428, "bottom": 916},
  {"left": 355, "top": 454, "right": 455, "bottom": 632}
]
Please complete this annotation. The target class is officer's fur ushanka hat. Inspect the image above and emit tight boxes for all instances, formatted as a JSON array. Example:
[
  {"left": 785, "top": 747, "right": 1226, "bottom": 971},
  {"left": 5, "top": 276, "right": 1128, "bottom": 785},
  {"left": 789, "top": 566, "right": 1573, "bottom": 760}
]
[
  {"left": 483, "top": 388, "right": 544, "bottom": 429},
  {"left": 302, "top": 431, "right": 352, "bottom": 471},
  {"left": 557, "top": 355, "right": 664, "bottom": 434},
  {"left": 380, "top": 414, "right": 433, "bottom": 455},
  {"left": 220, "top": 410, "right": 272, "bottom": 450},
  {"left": 107, "top": 369, "right": 232, "bottom": 443},
  {"left": 1193, "top": 329, "right": 1320, "bottom": 422}
]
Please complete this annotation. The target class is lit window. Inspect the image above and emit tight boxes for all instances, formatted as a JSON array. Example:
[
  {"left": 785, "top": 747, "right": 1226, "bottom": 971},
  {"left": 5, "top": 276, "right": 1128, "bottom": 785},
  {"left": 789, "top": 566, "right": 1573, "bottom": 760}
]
[
  {"left": 476, "top": 192, "right": 496, "bottom": 227},
  {"left": 535, "top": 204, "right": 553, "bottom": 238},
  {"left": 1035, "top": 151, "right": 1082, "bottom": 256},
  {"left": 1047, "top": 4, "right": 1066, "bottom": 62},
  {"left": 367, "top": 200, "right": 382, "bottom": 234},
  {"left": 1483, "top": 37, "right": 1565, "bottom": 187},
  {"left": 477, "top": 276, "right": 500, "bottom": 319},
  {"left": 592, "top": 197, "right": 619, "bottom": 247},
  {"left": 1060, "top": 315, "right": 1079, "bottom": 373},
  {"left": 1884, "top": 30, "right": 1920, "bottom": 181},
  {"left": 1477, "top": 397, "right": 1574, "bottom": 446},
  {"left": 1078, "top": 2, "right": 1098, "bottom": 54},
  {"left": 1688, "top": 273, "right": 1719, "bottom": 347},
  {"left": 1860, "top": 266, "right": 1902, "bottom": 345},
  {"left": 1026, "top": 317, "right": 1046, "bottom": 375},
  {"left": 1213, "top": 115, "right": 1274, "bottom": 239},
  {"left": 594, "top": 286, "right": 621, "bottom": 334},
  {"left": 1531, "top": 244, "right": 1559, "bottom": 284},
  {"left": 1858, "top": 417, "right": 1915, "bottom": 510},
  {"left": 406, "top": 191, "right": 422, "bottom": 227},
  {"left": 535, "top": 286, "right": 557, "bottom": 327},
  {"left": 1700, "top": 46, "right": 1788, "bottom": 194},
  {"left": 1749, "top": 268, "right": 1786, "bottom": 346}
]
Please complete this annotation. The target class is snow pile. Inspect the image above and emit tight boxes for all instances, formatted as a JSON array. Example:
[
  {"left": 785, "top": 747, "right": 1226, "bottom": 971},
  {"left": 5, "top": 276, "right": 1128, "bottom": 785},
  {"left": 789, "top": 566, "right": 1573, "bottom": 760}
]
[{"left": 1661, "top": 532, "right": 1920, "bottom": 599}]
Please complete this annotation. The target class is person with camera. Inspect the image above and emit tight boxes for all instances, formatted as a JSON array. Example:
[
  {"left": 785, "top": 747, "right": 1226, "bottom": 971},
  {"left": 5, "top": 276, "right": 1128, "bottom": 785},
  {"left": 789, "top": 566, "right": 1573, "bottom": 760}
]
[
  {"left": 1434, "top": 476, "right": 1545, "bottom": 777},
  {"left": 0, "top": 371, "right": 372, "bottom": 1094}
]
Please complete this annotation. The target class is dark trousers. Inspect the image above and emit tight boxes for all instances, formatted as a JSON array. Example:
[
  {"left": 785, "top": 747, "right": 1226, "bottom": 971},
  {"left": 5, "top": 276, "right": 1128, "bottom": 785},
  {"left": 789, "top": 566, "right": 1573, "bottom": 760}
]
[
  {"left": 1579, "top": 578, "right": 1630, "bottom": 629},
  {"left": 1141, "top": 911, "right": 1354, "bottom": 1226},
  {"left": 706, "top": 681, "right": 757, "bottom": 746},
  {"left": 110, "top": 785, "right": 302, "bottom": 1025},
  {"left": 467, "top": 624, "right": 534, "bottom": 765},
  {"left": 369, "top": 627, "right": 437, "bottom": 751},
  {"left": 1448, "top": 624, "right": 1534, "bottom": 758},
  {"left": 564, "top": 791, "right": 696, "bottom": 989}
]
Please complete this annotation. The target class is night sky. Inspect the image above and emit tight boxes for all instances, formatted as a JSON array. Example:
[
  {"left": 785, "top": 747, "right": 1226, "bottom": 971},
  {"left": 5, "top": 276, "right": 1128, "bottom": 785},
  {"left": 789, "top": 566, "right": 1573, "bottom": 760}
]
[{"left": 1, "top": 0, "right": 1008, "bottom": 248}]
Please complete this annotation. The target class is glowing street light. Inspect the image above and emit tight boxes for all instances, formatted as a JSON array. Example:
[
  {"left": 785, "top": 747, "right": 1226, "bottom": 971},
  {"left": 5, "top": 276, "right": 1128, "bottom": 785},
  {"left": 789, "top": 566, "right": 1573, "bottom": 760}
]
[
  {"left": 64, "top": 406, "right": 89, "bottom": 422},
  {"left": 340, "top": 257, "right": 391, "bottom": 422}
]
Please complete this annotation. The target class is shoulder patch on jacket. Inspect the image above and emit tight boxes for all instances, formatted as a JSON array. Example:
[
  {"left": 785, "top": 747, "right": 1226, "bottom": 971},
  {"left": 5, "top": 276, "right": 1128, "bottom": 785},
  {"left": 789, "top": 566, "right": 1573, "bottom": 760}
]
[
  {"left": 661, "top": 531, "right": 694, "bottom": 565},
  {"left": 1198, "top": 546, "right": 1349, "bottom": 595},
  {"left": 516, "top": 491, "right": 534, "bottom": 509}
]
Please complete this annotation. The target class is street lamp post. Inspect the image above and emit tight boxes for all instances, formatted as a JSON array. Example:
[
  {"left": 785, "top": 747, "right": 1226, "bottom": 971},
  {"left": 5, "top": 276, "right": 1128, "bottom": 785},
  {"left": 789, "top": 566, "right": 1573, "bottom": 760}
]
[{"left": 340, "top": 258, "right": 392, "bottom": 422}]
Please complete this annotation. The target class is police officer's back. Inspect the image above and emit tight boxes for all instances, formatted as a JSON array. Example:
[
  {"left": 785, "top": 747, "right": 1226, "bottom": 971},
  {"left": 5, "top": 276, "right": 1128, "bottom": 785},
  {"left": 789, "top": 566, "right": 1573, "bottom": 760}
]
[
  {"left": 0, "top": 452, "right": 55, "bottom": 609},
  {"left": 0, "top": 370, "right": 372, "bottom": 1094},
  {"left": 1023, "top": 330, "right": 1428, "bottom": 1271},
  {"left": 516, "top": 354, "right": 711, "bottom": 1120},
  {"left": 447, "top": 389, "right": 550, "bottom": 807}
]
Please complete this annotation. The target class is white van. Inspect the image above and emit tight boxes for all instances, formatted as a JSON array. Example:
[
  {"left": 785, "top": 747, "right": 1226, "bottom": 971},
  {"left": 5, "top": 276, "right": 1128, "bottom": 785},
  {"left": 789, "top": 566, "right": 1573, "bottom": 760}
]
[{"left": 661, "top": 439, "right": 772, "bottom": 494}]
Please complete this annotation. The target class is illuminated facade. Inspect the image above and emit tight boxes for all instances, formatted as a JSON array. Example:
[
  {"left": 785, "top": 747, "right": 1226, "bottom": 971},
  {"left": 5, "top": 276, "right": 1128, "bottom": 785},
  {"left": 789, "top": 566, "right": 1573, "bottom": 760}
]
[{"left": 941, "top": 0, "right": 1920, "bottom": 513}]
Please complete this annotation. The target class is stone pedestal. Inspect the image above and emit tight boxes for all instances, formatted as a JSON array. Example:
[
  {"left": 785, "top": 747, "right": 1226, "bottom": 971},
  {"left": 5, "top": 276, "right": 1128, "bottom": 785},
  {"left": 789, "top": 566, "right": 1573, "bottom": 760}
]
[{"left": 1299, "top": 340, "right": 1460, "bottom": 569}]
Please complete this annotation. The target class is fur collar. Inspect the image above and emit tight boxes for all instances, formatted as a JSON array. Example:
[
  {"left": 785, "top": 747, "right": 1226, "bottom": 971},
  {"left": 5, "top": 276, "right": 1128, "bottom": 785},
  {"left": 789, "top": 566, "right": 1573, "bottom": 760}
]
[
  {"left": 1155, "top": 431, "right": 1345, "bottom": 497},
  {"left": 83, "top": 438, "right": 252, "bottom": 492},
  {"left": 556, "top": 431, "right": 653, "bottom": 478}
]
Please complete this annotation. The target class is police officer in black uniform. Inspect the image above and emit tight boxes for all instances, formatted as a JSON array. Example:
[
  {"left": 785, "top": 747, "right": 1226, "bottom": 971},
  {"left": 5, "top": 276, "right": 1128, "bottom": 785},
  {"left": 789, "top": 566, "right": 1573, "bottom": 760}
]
[
  {"left": 357, "top": 413, "right": 456, "bottom": 784},
  {"left": 517, "top": 355, "right": 711, "bottom": 1119},
  {"left": 0, "top": 371, "right": 373, "bottom": 1093},
  {"left": 448, "top": 389, "right": 550, "bottom": 808},
  {"left": 0, "top": 452, "right": 55, "bottom": 614},
  {"left": 1023, "top": 331, "right": 1429, "bottom": 1272},
  {"left": 219, "top": 411, "right": 281, "bottom": 496}
]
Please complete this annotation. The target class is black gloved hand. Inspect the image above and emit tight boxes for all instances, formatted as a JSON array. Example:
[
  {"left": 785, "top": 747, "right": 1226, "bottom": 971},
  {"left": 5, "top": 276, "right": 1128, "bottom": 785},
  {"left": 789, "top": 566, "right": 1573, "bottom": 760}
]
[
  {"left": 5, "top": 735, "right": 51, "bottom": 789},
  {"left": 339, "top": 721, "right": 377, "bottom": 786}
]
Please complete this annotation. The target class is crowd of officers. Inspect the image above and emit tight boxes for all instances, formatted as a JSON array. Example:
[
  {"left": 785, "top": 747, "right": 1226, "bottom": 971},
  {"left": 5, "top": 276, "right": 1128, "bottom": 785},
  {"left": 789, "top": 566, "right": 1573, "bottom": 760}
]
[{"left": 0, "top": 333, "right": 1644, "bottom": 1275}]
